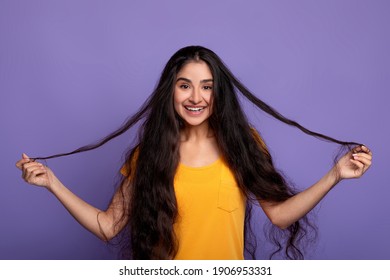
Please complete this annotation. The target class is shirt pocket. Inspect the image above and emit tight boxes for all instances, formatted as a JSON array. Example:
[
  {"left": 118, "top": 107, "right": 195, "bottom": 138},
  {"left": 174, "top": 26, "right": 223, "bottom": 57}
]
[{"left": 217, "top": 182, "right": 242, "bottom": 213}]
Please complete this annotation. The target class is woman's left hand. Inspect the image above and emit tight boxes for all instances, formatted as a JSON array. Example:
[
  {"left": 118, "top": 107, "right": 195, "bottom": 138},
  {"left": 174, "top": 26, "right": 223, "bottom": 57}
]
[{"left": 335, "top": 145, "right": 373, "bottom": 180}]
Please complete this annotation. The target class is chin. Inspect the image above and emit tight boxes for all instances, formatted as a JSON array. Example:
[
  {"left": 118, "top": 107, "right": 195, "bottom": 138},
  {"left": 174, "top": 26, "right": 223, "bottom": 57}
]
[
  {"left": 180, "top": 111, "right": 211, "bottom": 127},
  {"left": 182, "top": 119, "right": 208, "bottom": 127}
]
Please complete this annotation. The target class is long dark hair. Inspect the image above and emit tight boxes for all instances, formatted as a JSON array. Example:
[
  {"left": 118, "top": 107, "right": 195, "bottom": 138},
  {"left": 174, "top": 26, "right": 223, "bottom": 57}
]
[{"left": 33, "top": 46, "right": 361, "bottom": 259}]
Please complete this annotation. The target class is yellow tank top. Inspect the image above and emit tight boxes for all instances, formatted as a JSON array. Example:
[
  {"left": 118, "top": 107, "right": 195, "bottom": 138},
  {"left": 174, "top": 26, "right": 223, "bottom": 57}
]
[
  {"left": 121, "top": 128, "right": 267, "bottom": 259},
  {"left": 173, "top": 158, "right": 246, "bottom": 259}
]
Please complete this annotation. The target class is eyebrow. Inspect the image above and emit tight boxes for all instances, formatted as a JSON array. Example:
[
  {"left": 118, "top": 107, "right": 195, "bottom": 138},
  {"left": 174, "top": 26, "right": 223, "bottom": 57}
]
[{"left": 176, "top": 77, "right": 213, "bottom": 84}]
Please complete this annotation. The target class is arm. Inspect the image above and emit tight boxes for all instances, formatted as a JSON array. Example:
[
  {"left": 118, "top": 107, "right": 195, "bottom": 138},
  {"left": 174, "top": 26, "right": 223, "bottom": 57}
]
[
  {"left": 259, "top": 145, "right": 373, "bottom": 229},
  {"left": 16, "top": 153, "right": 129, "bottom": 241}
]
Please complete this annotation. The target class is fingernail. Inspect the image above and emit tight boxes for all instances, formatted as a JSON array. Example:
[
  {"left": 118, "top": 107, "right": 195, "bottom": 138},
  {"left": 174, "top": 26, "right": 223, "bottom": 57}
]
[{"left": 352, "top": 154, "right": 358, "bottom": 156}]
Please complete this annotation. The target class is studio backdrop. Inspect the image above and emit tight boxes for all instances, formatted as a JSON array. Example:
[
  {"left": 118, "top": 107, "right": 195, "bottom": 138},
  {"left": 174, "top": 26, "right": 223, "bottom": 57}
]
[{"left": 1, "top": 0, "right": 388, "bottom": 259}]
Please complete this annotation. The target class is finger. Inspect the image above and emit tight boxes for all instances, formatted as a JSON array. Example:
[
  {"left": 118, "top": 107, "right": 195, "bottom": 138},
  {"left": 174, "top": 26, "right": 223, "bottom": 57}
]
[
  {"left": 352, "top": 152, "right": 372, "bottom": 161},
  {"left": 22, "top": 161, "right": 42, "bottom": 171},
  {"left": 24, "top": 162, "right": 44, "bottom": 172},
  {"left": 349, "top": 159, "right": 364, "bottom": 170},
  {"left": 352, "top": 155, "right": 372, "bottom": 167},
  {"left": 361, "top": 145, "right": 372, "bottom": 155},
  {"left": 23, "top": 163, "right": 45, "bottom": 177},
  {"left": 353, "top": 145, "right": 372, "bottom": 155},
  {"left": 22, "top": 162, "right": 34, "bottom": 178},
  {"left": 352, "top": 145, "right": 363, "bottom": 153},
  {"left": 16, "top": 158, "right": 31, "bottom": 169},
  {"left": 16, "top": 153, "right": 37, "bottom": 169},
  {"left": 24, "top": 166, "right": 46, "bottom": 182}
]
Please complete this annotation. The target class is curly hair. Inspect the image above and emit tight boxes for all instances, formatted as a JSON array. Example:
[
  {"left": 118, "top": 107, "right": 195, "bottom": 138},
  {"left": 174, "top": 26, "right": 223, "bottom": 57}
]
[{"left": 33, "top": 46, "right": 361, "bottom": 259}]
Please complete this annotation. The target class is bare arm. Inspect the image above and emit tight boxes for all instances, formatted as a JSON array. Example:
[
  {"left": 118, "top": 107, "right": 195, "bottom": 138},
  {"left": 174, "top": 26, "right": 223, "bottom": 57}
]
[
  {"left": 16, "top": 153, "right": 129, "bottom": 241},
  {"left": 260, "top": 145, "right": 373, "bottom": 229}
]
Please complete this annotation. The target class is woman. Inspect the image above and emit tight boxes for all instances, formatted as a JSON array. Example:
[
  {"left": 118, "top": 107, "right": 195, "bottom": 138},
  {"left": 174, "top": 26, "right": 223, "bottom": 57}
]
[{"left": 16, "top": 46, "right": 372, "bottom": 260}]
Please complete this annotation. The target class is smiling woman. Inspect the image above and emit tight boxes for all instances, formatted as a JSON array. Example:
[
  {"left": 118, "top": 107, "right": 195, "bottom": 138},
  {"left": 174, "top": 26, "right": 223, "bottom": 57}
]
[
  {"left": 15, "top": 46, "right": 372, "bottom": 260},
  {"left": 173, "top": 61, "right": 214, "bottom": 128}
]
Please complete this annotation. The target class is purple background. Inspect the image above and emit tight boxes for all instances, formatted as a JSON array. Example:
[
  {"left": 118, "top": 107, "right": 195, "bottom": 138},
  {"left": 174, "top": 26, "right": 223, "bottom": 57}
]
[{"left": 1, "top": 0, "right": 389, "bottom": 260}]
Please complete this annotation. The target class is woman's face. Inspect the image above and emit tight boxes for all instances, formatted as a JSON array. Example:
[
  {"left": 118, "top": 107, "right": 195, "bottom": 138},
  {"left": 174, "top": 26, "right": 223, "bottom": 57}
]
[{"left": 173, "top": 60, "right": 214, "bottom": 127}]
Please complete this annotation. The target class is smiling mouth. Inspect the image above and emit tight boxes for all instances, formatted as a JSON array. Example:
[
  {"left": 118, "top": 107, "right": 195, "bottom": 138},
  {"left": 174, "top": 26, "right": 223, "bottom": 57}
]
[{"left": 184, "top": 106, "right": 206, "bottom": 112}]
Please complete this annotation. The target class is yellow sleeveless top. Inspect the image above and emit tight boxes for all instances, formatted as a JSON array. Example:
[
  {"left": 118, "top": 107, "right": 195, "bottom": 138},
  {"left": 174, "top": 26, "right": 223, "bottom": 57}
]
[
  {"left": 121, "top": 129, "right": 267, "bottom": 259},
  {"left": 173, "top": 158, "right": 246, "bottom": 259}
]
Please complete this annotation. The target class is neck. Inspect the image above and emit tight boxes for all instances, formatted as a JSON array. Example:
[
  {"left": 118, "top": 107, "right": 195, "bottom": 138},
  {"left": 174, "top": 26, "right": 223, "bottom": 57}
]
[{"left": 180, "top": 121, "right": 214, "bottom": 142}]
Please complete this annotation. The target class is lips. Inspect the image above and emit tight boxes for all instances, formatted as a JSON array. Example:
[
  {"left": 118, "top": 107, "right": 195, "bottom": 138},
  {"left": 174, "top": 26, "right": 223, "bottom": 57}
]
[{"left": 184, "top": 106, "right": 205, "bottom": 112}]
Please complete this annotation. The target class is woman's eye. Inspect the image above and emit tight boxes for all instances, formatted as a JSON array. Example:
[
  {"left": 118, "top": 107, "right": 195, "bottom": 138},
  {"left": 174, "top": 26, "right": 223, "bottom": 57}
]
[
  {"left": 203, "top": 85, "right": 213, "bottom": 90},
  {"left": 179, "top": 84, "right": 190, "bottom": 89}
]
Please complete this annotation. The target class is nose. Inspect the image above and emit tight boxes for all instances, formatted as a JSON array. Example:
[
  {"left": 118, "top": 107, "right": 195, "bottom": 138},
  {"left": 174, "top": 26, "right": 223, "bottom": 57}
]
[{"left": 189, "top": 88, "right": 202, "bottom": 104}]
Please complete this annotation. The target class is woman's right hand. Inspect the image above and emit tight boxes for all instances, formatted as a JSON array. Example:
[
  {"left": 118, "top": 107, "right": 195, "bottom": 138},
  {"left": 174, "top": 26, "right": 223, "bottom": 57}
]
[
  {"left": 15, "top": 153, "right": 122, "bottom": 241},
  {"left": 16, "top": 153, "right": 56, "bottom": 190}
]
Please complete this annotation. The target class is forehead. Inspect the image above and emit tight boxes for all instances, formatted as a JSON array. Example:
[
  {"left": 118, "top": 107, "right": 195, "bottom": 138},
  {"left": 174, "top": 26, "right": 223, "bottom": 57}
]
[{"left": 177, "top": 60, "right": 213, "bottom": 80}]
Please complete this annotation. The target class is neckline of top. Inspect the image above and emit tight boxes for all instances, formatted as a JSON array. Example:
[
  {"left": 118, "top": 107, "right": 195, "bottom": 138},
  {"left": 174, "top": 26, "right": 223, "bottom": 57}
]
[{"left": 179, "top": 157, "right": 222, "bottom": 170}]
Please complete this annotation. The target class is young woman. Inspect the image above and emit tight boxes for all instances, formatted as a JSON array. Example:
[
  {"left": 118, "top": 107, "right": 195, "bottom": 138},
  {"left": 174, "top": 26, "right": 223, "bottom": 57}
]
[{"left": 16, "top": 46, "right": 372, "bottom": 260}]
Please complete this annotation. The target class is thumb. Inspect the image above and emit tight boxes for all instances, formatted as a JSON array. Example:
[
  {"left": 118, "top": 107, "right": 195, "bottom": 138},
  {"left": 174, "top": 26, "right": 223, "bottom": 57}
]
[{"left": 22, "top": 153, "right": 30, "bottom": 160}]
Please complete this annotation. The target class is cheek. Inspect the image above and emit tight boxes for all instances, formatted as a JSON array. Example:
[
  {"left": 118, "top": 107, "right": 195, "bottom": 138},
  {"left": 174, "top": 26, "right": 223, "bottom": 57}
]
[
  {"left": 173, "top": 91, "right": 182, "bottom": 113},
  {"left": 204, "top": 93, "right": 213, "bottom": 106},
  {"left": 207, "top": 94, "right": 214, "bottom": 114},
  {"left": 205, "top": 94, "right": 212, "bottom": 104}
]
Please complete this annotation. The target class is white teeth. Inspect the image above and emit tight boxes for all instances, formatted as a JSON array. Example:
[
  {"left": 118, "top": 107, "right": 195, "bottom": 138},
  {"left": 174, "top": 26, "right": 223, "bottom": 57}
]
[{"left": 185, "top": 106, "right": 204, "bottom": 112}]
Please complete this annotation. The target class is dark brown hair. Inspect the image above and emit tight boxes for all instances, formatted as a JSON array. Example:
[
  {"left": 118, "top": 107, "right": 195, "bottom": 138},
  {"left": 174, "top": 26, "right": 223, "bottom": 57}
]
[{"left": 33, "top": 46, "right": 360, "bottom": 259}]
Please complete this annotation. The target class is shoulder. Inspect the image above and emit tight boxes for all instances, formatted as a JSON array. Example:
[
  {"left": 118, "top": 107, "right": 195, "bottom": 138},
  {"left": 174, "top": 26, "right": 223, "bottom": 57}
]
[
  {"left": 120, "top": 147, "right": 139, "bottom": 178},
  {"left": 249, "top": 127, "right": 270, "bottom": 157}
]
